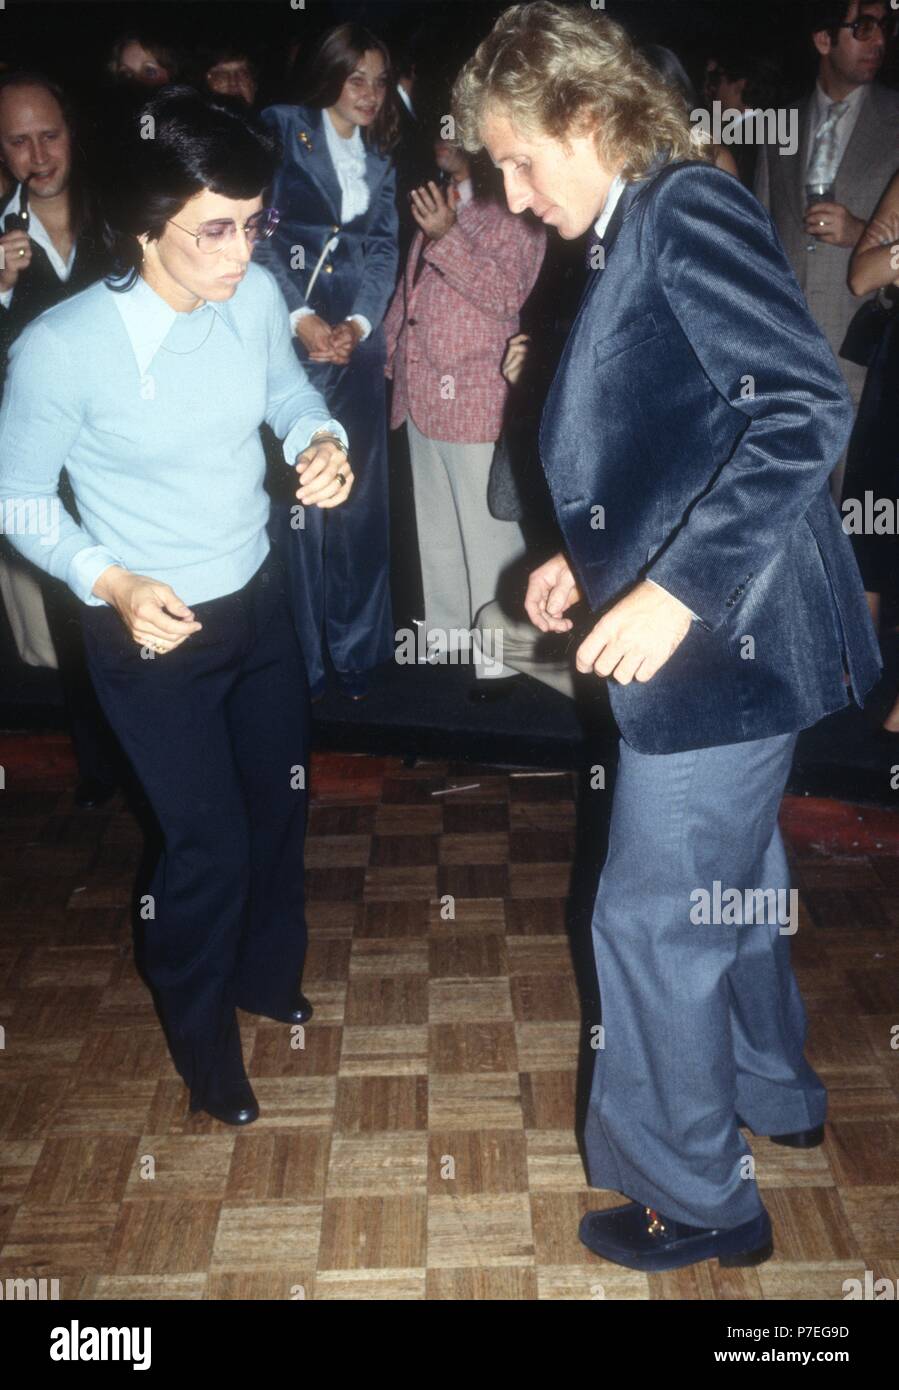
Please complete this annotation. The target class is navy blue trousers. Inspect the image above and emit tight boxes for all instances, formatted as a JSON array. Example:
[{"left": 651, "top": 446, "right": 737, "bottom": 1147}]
[
  {"left": 270, "top": 329, "right": 395, "bottom": 690},
  {"left": 79, "top": 544, "right": 310, "bottom": 1110}
]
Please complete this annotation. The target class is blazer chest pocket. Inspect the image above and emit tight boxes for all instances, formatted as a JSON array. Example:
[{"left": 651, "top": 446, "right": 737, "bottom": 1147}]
[{"left": 591, "top": 311, "right": 661, "bottom": 366}]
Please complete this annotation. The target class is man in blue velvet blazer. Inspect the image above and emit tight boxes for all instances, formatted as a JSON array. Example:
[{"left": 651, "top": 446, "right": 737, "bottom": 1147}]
[
  {"left": 459, "top": 0, "right": 882, "bottom": 1274},
  {"left": 538, "top": 158, "right": 882, "bottom": 755}
]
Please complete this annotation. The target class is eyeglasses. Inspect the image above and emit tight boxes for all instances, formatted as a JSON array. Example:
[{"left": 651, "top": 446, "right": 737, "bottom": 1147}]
[
  {"left": 838, "top": 15, "right": 895, "bottom": 41},
  {"left": 167, "top": 207, "right": 280, "bottom": 253}
]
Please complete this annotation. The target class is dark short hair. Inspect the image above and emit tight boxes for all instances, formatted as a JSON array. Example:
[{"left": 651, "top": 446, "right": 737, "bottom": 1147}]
[
  {"left": 806, "top": 0, "right": 876, "bottom": 41},
  {"left": 102, "top": 85, "right": 277, "bottom": 289},
  {"left": 199, "top": 42, "right": 261, "bottom": 81},
  {"left": 715, "top": 50, "right": 782, "bottom": 109}
]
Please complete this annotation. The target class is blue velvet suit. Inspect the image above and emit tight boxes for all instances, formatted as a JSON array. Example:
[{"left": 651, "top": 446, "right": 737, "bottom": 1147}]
[
  {"left": 540, "top": 159, "right": 883, "bottom": 1228},
  {"left": 255, "top": 103, "right": 399, "bottom": 687},
  {"left": 539, "top": 159, "right": 881, "bottom": 754}
]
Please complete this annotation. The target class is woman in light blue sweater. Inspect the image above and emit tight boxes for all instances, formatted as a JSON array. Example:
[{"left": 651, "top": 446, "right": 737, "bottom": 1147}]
[{"left": 0, "top": 89, "right": 353, "bottom": 1126}]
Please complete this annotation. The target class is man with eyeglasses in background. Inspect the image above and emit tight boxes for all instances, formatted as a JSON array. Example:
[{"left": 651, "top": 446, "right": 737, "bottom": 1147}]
[{"left": 755, "top": 0, "right": 899, "bottom": 499}]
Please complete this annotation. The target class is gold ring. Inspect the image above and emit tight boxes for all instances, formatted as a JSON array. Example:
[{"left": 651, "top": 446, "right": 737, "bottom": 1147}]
[
  {"left": 819, "top": 220, "right": 825, "bottom": 227},
  {"left": 17, "top": 248, "right": 25, "bottom": 257},
  {"left": 336, "top": 471, "right": 347, "bottom": 488}
]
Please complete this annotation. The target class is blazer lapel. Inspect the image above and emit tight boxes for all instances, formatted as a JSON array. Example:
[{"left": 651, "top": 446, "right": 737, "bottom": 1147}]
[
  {"left": 834, "top": 84, "right": 878, "bottom": 204},
  {"left": 292, "top": 105, "right": 343, "bottom": 222},
  {"left": 594, "top": 178, "right": 639, "bottom": 263},
  {"left": 581, "top": 167, "right": 663, "bottom": 299}
]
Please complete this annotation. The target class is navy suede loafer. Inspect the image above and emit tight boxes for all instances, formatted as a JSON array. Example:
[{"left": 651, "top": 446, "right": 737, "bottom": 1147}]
[
  {"left": 736, "top": 1114, "right": 825, "bottom": 1148},
  {"left": 336, "top": 670, "right": 370, "bottom": 701},
  {"left": 578, "top": 1201, "right": 773, "bottom": 1272}
]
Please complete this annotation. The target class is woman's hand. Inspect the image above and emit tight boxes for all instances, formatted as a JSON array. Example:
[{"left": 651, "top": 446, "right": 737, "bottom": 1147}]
[
  {"left": 501, "top": 333, "right": 531, "bottom": 386},
  {"left": 327, "top": 319, "right": 363, "bottom": 364},
  {"left": 91, "top": 565, "right": 203, "bottom": 652},
  {"left": 848, "top": 174, "right": 899, "bottom": 297},
  {"left": 295, "top": 436, "right": 354, "bottom": 509},
  {"left": 295, "top": 313, "right": 337, "bottom": 361},
  {"left": 525, "top": 552, "right": 582, "bottom": 632}
]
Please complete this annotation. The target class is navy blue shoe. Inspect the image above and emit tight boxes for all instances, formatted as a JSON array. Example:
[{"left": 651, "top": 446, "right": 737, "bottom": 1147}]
[
  {"left": 578, "top": 1201, "right": 773, "bottom": 1272},
  {"left": 241, "top": 992, "right": 314, "bottom": 1026},
  {"left": 736, "top": 1113, "right": 825, "bottom": 1148},
  {"left": 336, "top": 670, "right": 369, "bottom": 701}
]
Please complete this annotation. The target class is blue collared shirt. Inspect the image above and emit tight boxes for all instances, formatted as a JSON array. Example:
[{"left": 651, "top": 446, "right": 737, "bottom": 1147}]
[{"left": 0, "top": 261, "right": 347, "bottom": 606}]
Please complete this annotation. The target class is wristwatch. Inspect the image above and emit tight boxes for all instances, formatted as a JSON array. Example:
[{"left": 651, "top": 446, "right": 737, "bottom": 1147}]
[{"left": 309, "top": 430, "right": 348, "bottom": 453}]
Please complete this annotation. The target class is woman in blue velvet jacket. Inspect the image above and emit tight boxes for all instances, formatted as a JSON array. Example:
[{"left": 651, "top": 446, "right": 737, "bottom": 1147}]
[{"left": 255, "top": 23, "right": 399, "bottom": 699}]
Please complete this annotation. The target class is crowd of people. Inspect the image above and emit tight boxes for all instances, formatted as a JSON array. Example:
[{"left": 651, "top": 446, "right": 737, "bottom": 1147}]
[
  {"left": 0, "top": 0, "right": 896, "bottom": 1267},
  {"left": 0, "top": 3, "right": 897, "bottom": 793}
]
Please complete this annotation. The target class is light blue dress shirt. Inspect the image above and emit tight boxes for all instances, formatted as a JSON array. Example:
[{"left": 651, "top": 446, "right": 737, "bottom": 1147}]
[{"left": 0, "top": 260, "right": 347, "bottom": 607}]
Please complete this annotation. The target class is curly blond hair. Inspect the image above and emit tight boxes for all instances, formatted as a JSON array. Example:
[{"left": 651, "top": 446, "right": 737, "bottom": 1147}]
[{"left": 451, "top": 2, "right": 710, "bottom": 179}]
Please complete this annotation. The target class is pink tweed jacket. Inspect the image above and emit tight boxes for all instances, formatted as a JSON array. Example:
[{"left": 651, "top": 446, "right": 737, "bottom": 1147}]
[{"left": 383, "top": 195, "right": 546, "bottom": 444}]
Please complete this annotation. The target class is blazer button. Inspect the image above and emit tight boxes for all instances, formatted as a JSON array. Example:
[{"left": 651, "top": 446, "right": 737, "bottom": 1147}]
[
  {"left": 324, "top": 264, "right": 333, "bottom": 273},
  {"left": 332, "top": 224, "right": 340, "bottom": 233}
]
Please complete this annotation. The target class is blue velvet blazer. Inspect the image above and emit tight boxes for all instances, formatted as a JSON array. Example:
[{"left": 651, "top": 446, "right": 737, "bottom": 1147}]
[
  {"left": 539, "top": 159, "right": 882, "bottom": 754},
  {"left": 254, "top": 102, "right": 399, "bottom": 332}
]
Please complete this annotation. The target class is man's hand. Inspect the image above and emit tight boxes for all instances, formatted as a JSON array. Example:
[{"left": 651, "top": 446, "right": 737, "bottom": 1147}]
[
  {"left": 295, "top": 436, "right": 354, "bottom": 509},
  {"left": 0, "top": 229, "right": 32, "bottom": 291},
  {"left": 576, "top": 579, "right": 692, "bottom": 684},
  {"left": 524, "top": 553, "right": 582, "bottom": 632},
  {"left": 91, "top": 565, "right": 203, "bottom": 652},
  {"left": 410, "top": 180, "right": 457, "bottom": 240},
  {"left": 803, "top": 201, "right": 865, "bottom": 249}
]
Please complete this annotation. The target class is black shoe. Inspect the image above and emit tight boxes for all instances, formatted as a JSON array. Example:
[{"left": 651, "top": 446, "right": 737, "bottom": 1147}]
[
  {"left": 245, "top": 992, "right": 314, "bottom": 1026},
  {"left": 283, "top": 991, "right": 314, "bottom": 1025},
  {"left": 74, "top": 776, "right": 117, "bottom": 809},
  {"left": 736, "top": 1113, "right": 825, "bottom": 1148},
  {"left": 191, "top": 1078, "right": 259, "bottom": 1126},
  {"left": 468, "top": 674, "right": 523, "bottom": 704},
  {"left": 336, "top": 670, "right": 369, "bottom": 701},
  {"left": 578, "top": 1200, "right": 773, "bottom": 1273}
]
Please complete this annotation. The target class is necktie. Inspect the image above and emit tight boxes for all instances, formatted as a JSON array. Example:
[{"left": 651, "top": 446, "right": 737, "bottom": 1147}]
[{"left": 807, "top": 98, "right": 850, "bottom": 187}]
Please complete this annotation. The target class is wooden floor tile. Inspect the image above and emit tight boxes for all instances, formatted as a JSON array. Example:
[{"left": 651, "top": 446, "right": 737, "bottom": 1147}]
[
  {"left": 211, "top": 1201, "right": 322, "bottom": 1269},
  {"left": 333, "top": 1075, "right": 429, "bottom": 1133},
  {"left": 2, "top": 747, "right": 896, "bottom": 1301},
  {"left": 427, "top": 1129, "right": 529, "bottom": 1194},
  {"left": 427, "top": 1193, "right": 533, "bottom": 1266},
  {"left": 317, "top": 1195, "right": 427, "bottom": 1269}
]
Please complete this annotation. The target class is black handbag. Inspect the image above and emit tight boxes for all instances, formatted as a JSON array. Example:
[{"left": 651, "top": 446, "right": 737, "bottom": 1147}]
[
  {"left": 487, "top": 425, "right": 525, "bottom": 522},
  {"left": 839, "top": 287, "right": 898, "bottom": 368}
]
